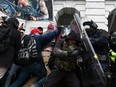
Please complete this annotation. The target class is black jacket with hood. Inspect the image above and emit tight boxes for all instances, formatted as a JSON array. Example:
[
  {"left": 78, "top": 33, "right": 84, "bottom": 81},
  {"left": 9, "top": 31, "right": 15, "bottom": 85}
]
[{"left": 0, "top": 17, "right": 21, "bottom": 68}]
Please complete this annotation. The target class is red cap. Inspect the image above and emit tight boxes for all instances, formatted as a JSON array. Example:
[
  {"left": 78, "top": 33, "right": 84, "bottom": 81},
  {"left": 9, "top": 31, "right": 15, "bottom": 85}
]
[
  {"left": 47, "top": 23, "right": 56, "bottom": 30},
  {"left": 30, "top": 28, "right": 42, "bottom": 34}
]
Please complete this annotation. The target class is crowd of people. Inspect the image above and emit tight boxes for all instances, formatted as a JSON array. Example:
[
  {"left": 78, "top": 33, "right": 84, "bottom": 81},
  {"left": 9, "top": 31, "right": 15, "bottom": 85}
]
[
  {"left": 0, "top": 0, "right": 49, "bottom": 20},
  {"left": 0, "top": 14, "right": 115, "bottom": 87}
]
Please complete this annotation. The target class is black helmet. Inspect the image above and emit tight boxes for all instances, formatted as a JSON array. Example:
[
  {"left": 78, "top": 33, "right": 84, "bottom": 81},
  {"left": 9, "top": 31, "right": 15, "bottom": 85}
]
[
  {"left": 112, "top": 32, "right": 116, "bottom": 37},
  {"left": 83, "top": 20, "right": 98, "bottom": 36},
  {"left": 111, "top": 32, "right": 116, "bottom": 43},
  {"left": 83, "top": 20, "right": 98, "bottom": 29}
]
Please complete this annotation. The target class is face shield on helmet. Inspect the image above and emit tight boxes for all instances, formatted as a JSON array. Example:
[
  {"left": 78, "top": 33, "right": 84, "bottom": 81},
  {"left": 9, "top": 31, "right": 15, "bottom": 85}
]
[
  {"left": 83, "top": 20, "right": 98, "bottom": 29},
  {"left": 83, "top": 20, "right": 98, "bottom": 36}
]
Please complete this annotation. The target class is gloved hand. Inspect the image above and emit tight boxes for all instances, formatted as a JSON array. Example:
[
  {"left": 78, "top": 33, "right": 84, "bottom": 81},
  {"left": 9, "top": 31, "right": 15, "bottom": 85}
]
[
  {"left": 67, "top": 50, "right": 79, "bottom": 60},
  {"left": 90, "top": 38, "right": 99, "bottom": 44},
  {"left": 70, "top": 50, "right": 79, "bottom": 58},
  {"left": 67, "top": 47, "right": 83, "bottom": 57}
]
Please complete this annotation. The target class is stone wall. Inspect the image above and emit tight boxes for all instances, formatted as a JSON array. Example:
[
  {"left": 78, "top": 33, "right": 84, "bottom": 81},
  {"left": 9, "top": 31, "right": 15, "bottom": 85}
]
[{"left": 53, "top": 0, "right": 116, "bottom": 31}]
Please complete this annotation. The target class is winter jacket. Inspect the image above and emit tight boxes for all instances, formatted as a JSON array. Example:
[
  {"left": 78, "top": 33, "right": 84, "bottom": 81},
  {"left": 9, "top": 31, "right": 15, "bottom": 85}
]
[
  {"left": 0, "top": 25, "right": 21, "bottom": 68},
  {"left": 53, "top": 39, "right": 78, "bottom": 71},
  {"left": 11, "top": 29, "right": 61, "bottom": 87},
  {"left": 34, "top": 29, "right": 60, "bottom": 62},
  {"left": 86, "top": 28, "right": 110, "bottom": 70},
  {"left": 86, "top": 29, "right": 109, "bottom": 55}
]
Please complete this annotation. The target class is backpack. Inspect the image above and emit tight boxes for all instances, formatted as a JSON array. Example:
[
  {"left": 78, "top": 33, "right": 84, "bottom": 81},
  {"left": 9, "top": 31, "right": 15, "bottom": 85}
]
[
  {"left": 17, "top": 35, "right": 38, "bottom": 65},
  {"left": 0, "top": 25, "right": 12, "bottom": 53}
]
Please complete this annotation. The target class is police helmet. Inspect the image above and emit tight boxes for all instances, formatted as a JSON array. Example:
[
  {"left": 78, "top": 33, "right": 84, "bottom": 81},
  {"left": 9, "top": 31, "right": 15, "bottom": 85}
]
[
  {"left": 112, "top": 32, "right": 116, "bottom": 37},
  {"left": 83, "top": 20, "right": 98, "bottom": 29}
]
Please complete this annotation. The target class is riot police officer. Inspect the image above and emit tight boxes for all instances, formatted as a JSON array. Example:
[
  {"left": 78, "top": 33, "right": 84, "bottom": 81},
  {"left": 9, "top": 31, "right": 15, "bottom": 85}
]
[
  {"left": 109, "top": 32, "right": 116, "bottom": 87},
  {"left": 83, "top": 20, "right": 110, "bottom": 87}
]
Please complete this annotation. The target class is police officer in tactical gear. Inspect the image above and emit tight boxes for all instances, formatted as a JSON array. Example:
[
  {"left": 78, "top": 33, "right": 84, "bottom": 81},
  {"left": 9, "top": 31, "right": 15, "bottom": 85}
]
[
  {"left": 83, "top": 20, "right": 110, "bottom": 87},
  {"left": 110, "top": 31, "right": 116, "bottom": 87}
]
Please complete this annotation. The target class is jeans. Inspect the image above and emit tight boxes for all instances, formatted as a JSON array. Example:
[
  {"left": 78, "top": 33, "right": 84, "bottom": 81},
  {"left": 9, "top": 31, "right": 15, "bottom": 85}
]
[
  {"left": 4, "top": 63, "right": 20, "bottom": 87},
  {"left": 9, "top": 62, "right": 47, "bottom": 87},
  {"left": 34, "top": 77, "right": 46, "bottom": 87}
]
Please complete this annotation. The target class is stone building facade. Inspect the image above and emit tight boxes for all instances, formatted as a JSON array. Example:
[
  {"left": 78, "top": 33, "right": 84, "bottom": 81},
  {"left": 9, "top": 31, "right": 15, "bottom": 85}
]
[{"left": 53, "top": 0, "right": 116, "bottom": 31}]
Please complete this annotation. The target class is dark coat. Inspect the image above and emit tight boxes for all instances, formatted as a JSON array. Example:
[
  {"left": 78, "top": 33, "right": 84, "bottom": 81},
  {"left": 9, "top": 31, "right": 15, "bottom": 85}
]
[
  {"left": 34, "top": 30, "right": 60, "bottom": 61},
  {"left": 0, "top": 26, "right": 21, "bottom": 68},
  {"left": 86, "top": 29, "right": 109, "bottom": 55}
]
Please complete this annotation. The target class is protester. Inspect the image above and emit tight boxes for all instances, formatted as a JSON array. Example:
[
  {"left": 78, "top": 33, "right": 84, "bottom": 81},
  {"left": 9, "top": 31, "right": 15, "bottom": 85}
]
[
  {"left": 37, "top": 26, "right": 43, "bottom": 35},
  {"left": 9, "top": 26, "right": 63, "bottom": 87},
  {"left": 44, "top": 30, "right": 82, "bottom": 87},
  {"left": 0, "top": 17, "right": 21, "bottom": 85},
  {"left": 30, "top": 28, "right": 43, "bottom": 35},
  {"left": 42, "top": 43, "right": 55, "bottom": 75},
  {"left": 18, "top": 23, "right": 26, "bottom": 36},
  {"left": 4, "top": 24, "right": 26, "bottom": 87},
  {"left": 30, "top": 42, "right": 55, "bottom": 87},
  {"left": 47, "top": 23, "right": 56, "bottom": 31},
  {"left": 24, "top": 24, "right": 55, "bottom": 87},
  {"left": 43, "top": 23, "right": 56, "bottom": 34},
  {"left": 28, "top": 23, "right": 56, "bottom": 87}
]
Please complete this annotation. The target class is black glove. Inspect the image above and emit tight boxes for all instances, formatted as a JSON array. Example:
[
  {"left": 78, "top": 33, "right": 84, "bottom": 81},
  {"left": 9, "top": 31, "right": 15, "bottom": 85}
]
[
  {"left": 67, "top": 51, "right": 72, "bottom": 57},
  {"left": 67, "top": 50, "right": 79, "bottom": 60},
  {"left": 70, "top": 50, "right": 79, "bottom": 58},
  {"left": 90, "top": 38, "right": 99, "bottom": 44},
  {"left": 67, "top": 47, "right": 83, "bottom": 57}
]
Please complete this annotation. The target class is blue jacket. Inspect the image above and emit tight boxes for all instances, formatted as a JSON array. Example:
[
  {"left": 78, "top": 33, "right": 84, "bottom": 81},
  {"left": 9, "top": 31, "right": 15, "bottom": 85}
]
[
  {"left": 34, "top": 29, "right": 59, "bottom": 60},
  {"left": 33, "top": 29, "right": 60, "bottom": 87},
  {"left": 9, "top": 29, "right": 60, "bottom": 87}
]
